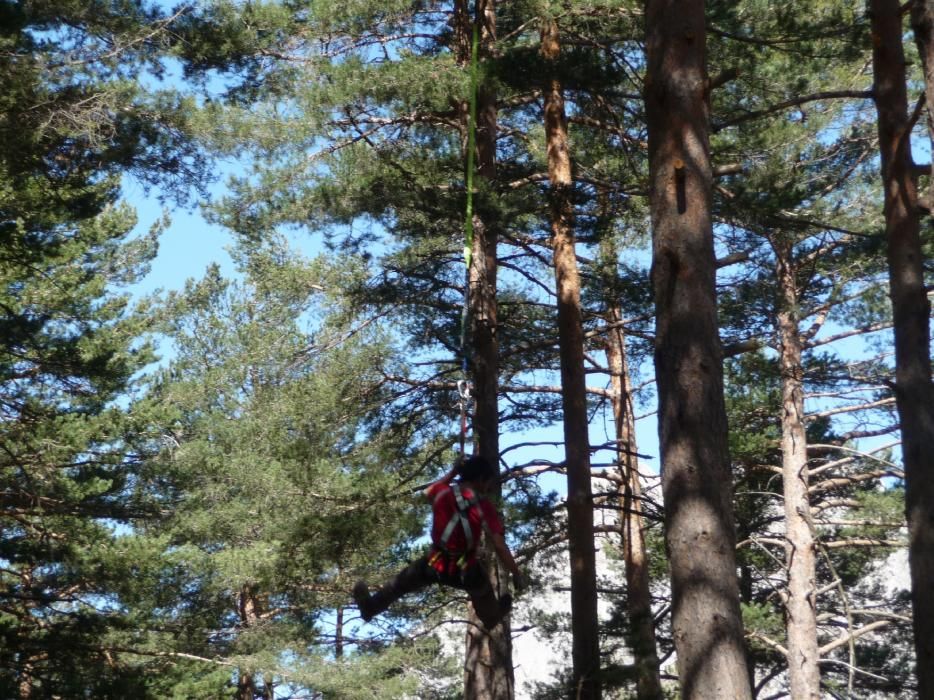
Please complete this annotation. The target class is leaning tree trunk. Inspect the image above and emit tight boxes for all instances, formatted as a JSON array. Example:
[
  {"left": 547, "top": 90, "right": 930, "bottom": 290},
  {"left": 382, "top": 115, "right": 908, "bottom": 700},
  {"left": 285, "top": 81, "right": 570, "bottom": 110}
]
[
  {"left": 457, "top": 2, "right": 515, "bottom": 699},
  {"left": 643, "top": 0, "right": 752, "bottom": 697},
  {"left": 604, "top": 305, "right": 664, "bottom": 700},
  {"left": 541, "top": 17, "right": 601, "bottom": 699},
  {"left": 871, "top": 2, "right": 934, "bottom": 696},
  {"left": 774, "top": 239, "right": 821, "bottom": 699}
]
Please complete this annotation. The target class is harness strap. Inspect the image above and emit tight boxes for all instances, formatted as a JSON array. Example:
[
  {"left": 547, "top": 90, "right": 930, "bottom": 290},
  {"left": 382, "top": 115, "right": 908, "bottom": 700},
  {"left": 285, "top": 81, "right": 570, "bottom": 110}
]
[{"left": 437, "top": 483, "right": 480, "bottom": 553}]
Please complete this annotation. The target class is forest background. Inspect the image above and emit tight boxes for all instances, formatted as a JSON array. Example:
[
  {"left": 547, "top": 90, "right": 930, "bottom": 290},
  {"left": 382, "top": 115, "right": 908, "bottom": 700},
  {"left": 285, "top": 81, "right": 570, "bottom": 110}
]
[{"left": 1, "top": 1, "right": 932, "bottom": 699}]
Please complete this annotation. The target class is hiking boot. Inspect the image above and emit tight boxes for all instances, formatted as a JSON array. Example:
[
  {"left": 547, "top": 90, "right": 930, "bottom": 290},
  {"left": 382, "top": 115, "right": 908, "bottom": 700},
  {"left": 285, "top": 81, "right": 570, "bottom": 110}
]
[{"left": 352, "top": 581, "right": 375, "bottom": 622}]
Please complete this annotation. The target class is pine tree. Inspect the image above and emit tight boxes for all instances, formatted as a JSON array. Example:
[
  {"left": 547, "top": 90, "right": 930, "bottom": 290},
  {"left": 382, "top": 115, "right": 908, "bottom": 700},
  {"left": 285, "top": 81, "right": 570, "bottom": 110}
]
[
  {"left": 644, "top": 0, "right": 753, "bottom": 696},
  {"left": 539, "top": 13, "right": 602, "bottom": 699},
  {"left": 0, "top": 2, "right": 202, "bottom": 695},
  {"left": 870, "top": 1, "right": 934, "bottom": 694},
  {"left": 137, "top": 237, "right": 461, "bottom": 698}
]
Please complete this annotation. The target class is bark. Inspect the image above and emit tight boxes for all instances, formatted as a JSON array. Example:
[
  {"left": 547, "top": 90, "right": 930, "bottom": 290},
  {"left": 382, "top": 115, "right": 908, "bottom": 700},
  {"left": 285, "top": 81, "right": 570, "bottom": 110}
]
[
  {"left": 774, "top": 240, "right": 821, "bottom": 699},
  {"left": 541, "top": 18, "right": 601, "bottom": 699},
  {"left": 458, "top": 2, "right": 514, "bottom": 698},
  {"left": 643, "top": 1, "right": 752, "bottom": 697},
  {"left": 604, "top": 306, "right": 664, "bottom": 700},
  {"left": 237, "top": 586, "right": 260, "bottom": 700},
  {"left": 335, "top": 605, "right": 344, "bottom": 658},
  {"left": 871, "top": 3, "right": 934, "bottom": 696}
]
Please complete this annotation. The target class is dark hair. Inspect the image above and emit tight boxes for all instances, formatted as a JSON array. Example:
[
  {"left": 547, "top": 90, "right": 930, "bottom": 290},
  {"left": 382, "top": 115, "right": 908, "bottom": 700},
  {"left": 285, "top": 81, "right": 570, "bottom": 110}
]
[{"left": 457, "top": 455, "right": 497, "bottom": 483}]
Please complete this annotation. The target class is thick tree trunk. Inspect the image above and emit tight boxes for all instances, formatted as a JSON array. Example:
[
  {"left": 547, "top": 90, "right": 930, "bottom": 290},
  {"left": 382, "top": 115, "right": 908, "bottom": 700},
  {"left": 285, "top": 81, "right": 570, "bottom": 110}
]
[
  {"left": 643, "top": 1, "right": 752, "bottom": 698},
  {"left": 541, "top": 18, "right": 601, "bottom": 699},
  {"left": 774, "top": 241, "right": 820, "bottom": 699},
  {"left": 458, "top": 2, "right": 514, "bottom": 699},
  {"left": 604, "top": 306, "right": 664, "bottom": 700},
  {"left": 871, "top": 3, "right": 934, "bottom": 696}
]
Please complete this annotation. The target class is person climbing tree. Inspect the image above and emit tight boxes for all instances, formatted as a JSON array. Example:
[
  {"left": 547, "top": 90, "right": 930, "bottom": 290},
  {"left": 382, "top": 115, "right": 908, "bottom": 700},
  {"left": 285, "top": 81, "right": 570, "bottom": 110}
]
[{"left": 353, "top": 455, "right": 525, "bottom": 628}]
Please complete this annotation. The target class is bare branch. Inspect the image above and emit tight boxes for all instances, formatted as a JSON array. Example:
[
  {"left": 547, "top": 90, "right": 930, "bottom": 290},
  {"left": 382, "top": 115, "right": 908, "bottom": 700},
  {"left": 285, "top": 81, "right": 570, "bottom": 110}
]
[
  {"left": 821, "top": 538, "right": 905, "bottom": 549},
  {"left": 818, "top": 620, "right": 893, "bottom": 656},
  {"left": 806, "top": 397, "right": 896, "bottom": 421},
  {"left": 810, "top": 469, "right": 904, "bottom": 494}
]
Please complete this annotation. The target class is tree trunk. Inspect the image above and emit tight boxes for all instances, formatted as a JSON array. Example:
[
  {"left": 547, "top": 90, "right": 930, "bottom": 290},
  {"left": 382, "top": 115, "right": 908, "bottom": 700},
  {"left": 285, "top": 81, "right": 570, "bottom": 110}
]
[
  {"left": 541, "top": 17, "right": 601, "bottom": 699},
  {"left": 643, "top": 1, "right": 752, "bottom": 697},
  {"left": 774, "top": 240, "right": 820, "bottom": 699},
  {"left": 458, "top": 2, "right": 514, "bottom": 699},
  {"left": 871, "top": 3, "right": 934, "bottom": 696},
  {"left": 604, "top": 305, "right": 664, "bottom": 700},
  {"left": 335, "top": 604, "right": 344, "bottom": 659},
  {"left": 237, "top": 586, "right": 260, "bottom": 700}
]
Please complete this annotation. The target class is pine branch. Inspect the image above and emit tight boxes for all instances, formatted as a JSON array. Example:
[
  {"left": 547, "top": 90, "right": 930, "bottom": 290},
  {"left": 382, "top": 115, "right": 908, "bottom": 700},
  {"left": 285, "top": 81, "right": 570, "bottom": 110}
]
[
  {"left": 714, "top": 90, "right": 872, "bottom": 132},
  {"left": 747, "top": 631, "right": 789, "bottom": 657},
  {"left": 810, "top": 469, "right": 904, "bottom": 495},
  {"left": 808, "top": 441, "right": 901, "bottom": 476},
  {"left": 819, "top": 658, "right": 891, "bottom": 683},
  {"left": 818, "top": 620, "right": 893, "bottom": 656},
  {"left": 806, "top": 396, "right": 896, "bottom": 420},
  {"left": 94, "top": 646, "right": 236, "bottom": 668},
  {"left": 821, "top": 538, "right": 905, "bottom": 549},
  {"left": 805, "top": 321, "right": 892, "bottom": 349}
]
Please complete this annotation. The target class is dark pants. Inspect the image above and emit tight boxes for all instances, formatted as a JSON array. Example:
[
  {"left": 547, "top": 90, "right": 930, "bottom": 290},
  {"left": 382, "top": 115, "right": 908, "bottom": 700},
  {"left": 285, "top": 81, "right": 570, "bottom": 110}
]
[{"left": 365, "top": 552, "right": 509, "bottom": 629}]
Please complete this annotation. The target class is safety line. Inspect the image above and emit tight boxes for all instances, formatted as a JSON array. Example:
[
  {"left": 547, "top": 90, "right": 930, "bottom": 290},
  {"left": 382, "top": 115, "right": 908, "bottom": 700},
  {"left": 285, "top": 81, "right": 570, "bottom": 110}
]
[{"left": 458, "top": 21, "right": 480, "bottom": 457}]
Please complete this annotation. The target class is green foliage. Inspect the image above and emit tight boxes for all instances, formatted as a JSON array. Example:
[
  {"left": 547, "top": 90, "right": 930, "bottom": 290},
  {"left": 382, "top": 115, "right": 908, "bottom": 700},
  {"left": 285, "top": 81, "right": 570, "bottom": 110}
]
[
  {"left": 0, "top": 2, "right": 211, "bottom": 695},
  {"left": 0, "top": 0, "right": 921, "bottom": 696},
  {"left": 130, "top": 235, "right": 460, "bottom": 696}
]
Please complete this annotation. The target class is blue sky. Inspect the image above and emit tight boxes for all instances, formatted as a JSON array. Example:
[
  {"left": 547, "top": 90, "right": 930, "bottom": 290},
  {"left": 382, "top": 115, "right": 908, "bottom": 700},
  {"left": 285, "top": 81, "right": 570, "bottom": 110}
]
[{"left": 126, "top": 181, "right": 236, "bottom": 299}]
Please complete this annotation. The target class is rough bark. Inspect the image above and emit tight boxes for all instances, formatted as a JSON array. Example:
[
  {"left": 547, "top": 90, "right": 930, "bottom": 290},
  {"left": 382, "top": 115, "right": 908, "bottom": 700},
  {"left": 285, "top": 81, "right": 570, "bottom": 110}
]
[
  {"left": 774, "top": 240, "right": 821, "bottom": 699},
  {"left": 541, "top": 18, "right": 601, "bottom": 699},
  {"left": 237, "top": 586, "right": 260, "bottom": 700},
  {"left": 871, "top": 3, "right": 934, "bottom": 696},
  {"left": 643, "top": 0, "right": 753, "bottom": 697},
  {"left": 604, "top": 306, "right": 664, "bottom": 700},
  {"left": 458, "top": 1, "right": 514, "bottom": 698}
]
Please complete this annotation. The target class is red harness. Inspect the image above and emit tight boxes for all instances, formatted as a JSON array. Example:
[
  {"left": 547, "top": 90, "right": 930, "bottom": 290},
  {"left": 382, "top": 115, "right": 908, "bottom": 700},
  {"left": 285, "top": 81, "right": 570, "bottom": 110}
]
[{"left": 429, "top": 483, "right": 482, "bottom": 576}]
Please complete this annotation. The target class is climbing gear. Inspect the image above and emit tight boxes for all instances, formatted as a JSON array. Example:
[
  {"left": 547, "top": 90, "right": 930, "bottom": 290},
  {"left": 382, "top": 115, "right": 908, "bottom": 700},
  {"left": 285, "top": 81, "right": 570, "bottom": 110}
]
[
  {"left": 437, "top": 483, "right": 478, "bottom": 551},
  {"left": 429, "top": 483, "right": 482, "bottom": 579},
  {"left": 457, "top": 379, "right": 472, "bottom": 457}
]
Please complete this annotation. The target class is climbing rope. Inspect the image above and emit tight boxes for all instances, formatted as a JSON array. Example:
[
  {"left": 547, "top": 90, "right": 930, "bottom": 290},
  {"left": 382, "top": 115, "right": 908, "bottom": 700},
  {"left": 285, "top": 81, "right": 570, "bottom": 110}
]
[{"left": 457, "top": 21, "right": 480, "bottom": 458}]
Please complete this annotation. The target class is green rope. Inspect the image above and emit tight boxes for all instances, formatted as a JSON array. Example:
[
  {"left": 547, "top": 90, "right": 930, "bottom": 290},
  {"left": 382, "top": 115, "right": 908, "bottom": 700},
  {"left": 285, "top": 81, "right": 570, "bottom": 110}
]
[
  {"left": 458, "top": 21, "right": 480, "bottom": 457},
  {"left": 459, "top": 21, "right": 480, "bottom": 359},
  {"left": 463, "top": 22, "right": 479, "bottom": 277}
]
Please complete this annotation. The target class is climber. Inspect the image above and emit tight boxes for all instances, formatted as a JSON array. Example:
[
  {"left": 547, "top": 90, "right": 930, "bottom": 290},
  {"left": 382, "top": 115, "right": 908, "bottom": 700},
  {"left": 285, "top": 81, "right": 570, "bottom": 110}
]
[{"left": 352, "top": 454, "right": 525, "bottom": 629}]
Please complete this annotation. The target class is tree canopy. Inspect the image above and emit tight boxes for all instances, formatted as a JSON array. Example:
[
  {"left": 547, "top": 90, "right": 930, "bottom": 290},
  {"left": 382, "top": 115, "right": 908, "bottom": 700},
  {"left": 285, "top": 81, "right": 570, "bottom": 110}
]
[{"left": 0, "top": 1, "right": 928, "bottom": 699}]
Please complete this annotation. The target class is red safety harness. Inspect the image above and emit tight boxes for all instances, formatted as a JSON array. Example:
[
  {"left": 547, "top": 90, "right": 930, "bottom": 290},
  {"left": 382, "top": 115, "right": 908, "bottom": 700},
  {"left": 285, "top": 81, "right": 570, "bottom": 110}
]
[{"left": 428, "top": 483, "right": 484, "bottom": 578}]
